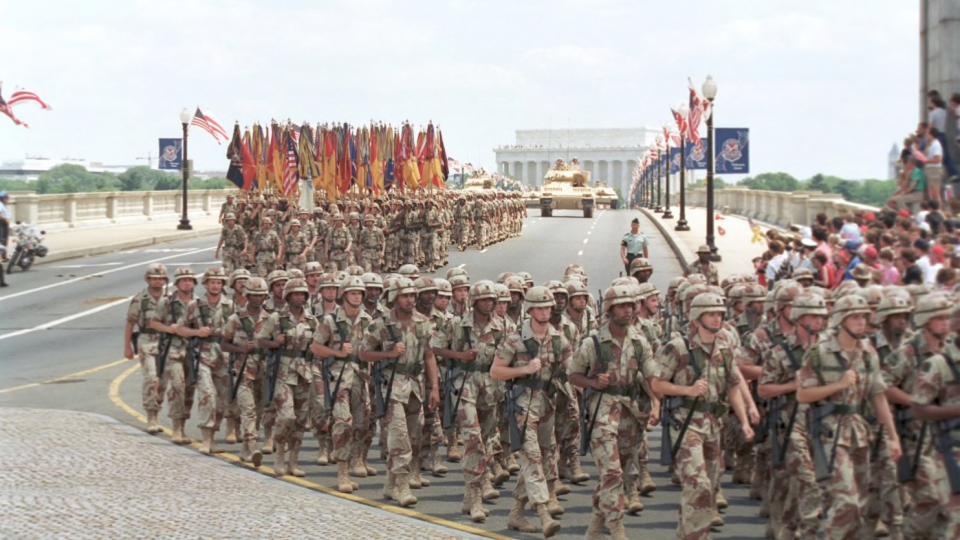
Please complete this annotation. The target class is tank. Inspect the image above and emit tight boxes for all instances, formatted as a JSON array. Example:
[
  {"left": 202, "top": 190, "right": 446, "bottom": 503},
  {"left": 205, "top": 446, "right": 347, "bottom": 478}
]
[
  {"left": 539, "top": 159, "right": 595, "bottom": 218},
  {"left": 461, "top": 174, "right": 496, "bottom": 192},
  {"left": 593, "top": 182, "right": 619, "bottom": 209}
]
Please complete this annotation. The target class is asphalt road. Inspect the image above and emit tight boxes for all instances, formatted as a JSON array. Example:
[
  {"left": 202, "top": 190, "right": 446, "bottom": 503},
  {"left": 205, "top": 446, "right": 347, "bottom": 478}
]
[{"left": 0, "top": 209, "right": 764, "bottom": 539}]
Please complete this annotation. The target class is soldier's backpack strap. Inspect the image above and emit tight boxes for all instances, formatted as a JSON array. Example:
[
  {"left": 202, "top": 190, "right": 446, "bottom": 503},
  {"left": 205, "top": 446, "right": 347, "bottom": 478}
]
[
  {"left": 776, "top": 335, "right": 802, "bottom": 371},
  {"left": 240, "top": 316, "right": 255, "bottom": 338},
  {"left": 552, "top": 335, "right": 562, "bottom": 362},
  {"left": 138, "top": 291, "right": 152, "bottom": 328},
  {"left": 461, "top": 322, "right": 474, "bottom": 352},
  {"left": 681, "top": 336, "right": 702, "bottom": 380},
  {"left": 944, "top": 354, "right": 960, "bottom": 386}
]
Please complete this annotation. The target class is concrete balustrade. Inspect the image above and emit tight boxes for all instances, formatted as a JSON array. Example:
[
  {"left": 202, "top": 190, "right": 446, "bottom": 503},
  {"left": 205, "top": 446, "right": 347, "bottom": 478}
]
[
  {"left": 686, "top": 187, "right": 879, "bottom": 228},
  {"left": 6, "top": 189, "right": 236, "bottom": 229}
]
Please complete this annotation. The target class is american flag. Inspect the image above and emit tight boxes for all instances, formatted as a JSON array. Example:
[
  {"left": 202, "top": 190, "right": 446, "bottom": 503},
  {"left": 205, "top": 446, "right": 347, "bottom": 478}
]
[
  {"left": 0, "top": 89, "right": 27, "bottom": 128},
  {"left": 687, "top": 79, "right": 703, "bottom": 147},
  {"left": 8, "top": 90, "right": 51, "bottom": 110},
  {"left": 671, "top": 107, "right": 687, "bottom": 138},
  {"left": 283, "top": 134, "right": 299, "bottom": 196},
  {"left": 191, "top": 108, "right": 229, "bottom": 144}
]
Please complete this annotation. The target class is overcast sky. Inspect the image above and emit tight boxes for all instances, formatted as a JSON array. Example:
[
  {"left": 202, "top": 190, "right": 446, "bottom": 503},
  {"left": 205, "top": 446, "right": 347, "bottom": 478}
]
[{"left": 0, "top": 0, "right": 918, "bottom": 181}]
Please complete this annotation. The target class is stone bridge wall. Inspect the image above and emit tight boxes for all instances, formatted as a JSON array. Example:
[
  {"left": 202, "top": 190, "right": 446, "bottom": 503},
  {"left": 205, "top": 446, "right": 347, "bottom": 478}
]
[{"left": 686, "top": 187, "right": 880, "bottom": 228}]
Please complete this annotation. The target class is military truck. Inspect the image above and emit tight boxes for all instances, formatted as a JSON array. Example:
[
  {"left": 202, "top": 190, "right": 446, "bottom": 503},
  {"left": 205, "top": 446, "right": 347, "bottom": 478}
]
[
  {"left": 539, "top": 159, "right": 595, "bottom": 218},
  {"left": 593, "top": 182, "right": 619, "bottom": 209}
]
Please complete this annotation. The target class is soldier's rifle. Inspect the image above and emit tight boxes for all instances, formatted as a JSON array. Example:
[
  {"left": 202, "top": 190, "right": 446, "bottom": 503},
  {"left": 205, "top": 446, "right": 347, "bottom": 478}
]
[
  {"left": 265, "top": 347, "right": 282, "bottom": 405},
  {"left": 667, "top": 339, "right": 714, "bottom": 465},
  {"left": 580, "top": 335, "right": 606, "bottom": 457},
  {"left": 442, "top": 324, "right": 473, "bottom": 430},
  {"left": 935, "top": 418, "right": 960, "bottom": 495},
  {"left": 325, "top": 319, "right": 352, "bottom": 410},
  {"left": 155, "top": 332, "right": 173, "bottom": 378},
  {"left": 375, "top": 323, "right": 403, "bottom": 419}
]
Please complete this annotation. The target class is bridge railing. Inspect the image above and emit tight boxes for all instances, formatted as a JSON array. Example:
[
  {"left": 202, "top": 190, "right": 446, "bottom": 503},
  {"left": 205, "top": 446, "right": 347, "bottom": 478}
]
[
  {"left": 687, "top": 187, "right": 880, "bottom": 228},
  {"left": 6, "top": 189, "right": 236, "bottom": 230}
]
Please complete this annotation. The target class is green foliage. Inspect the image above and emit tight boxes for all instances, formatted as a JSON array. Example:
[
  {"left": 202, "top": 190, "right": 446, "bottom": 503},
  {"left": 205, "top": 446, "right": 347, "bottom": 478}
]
[
  {"left": 0, "top": 179, "right": 36, "bottom": 192},
  {"left": 0, "top": 166, "right": 235, "bottom": 194},
  {"left": 732, "top": 171, "right": 896, "bottom": 207},
  {"left": 739, "top": 172, "right": 799, "bottom": 192},
  {"left": 688, "top": 177, "right": 729, "bottom": 189},
  {"left": 189, "top": 177, "right": 232, "bottom": 190},
  {"left": 35, "top": 164, "right": 122, "bottom": 193}
]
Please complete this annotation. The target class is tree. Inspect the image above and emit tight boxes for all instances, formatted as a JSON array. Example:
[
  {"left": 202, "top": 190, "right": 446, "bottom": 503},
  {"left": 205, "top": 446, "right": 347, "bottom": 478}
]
[
  {"left": 118, "top": 166, "right": 179, "bottom": 191},
  {"left": 35, "top": 164, "right": 121, "bottom": 193}
]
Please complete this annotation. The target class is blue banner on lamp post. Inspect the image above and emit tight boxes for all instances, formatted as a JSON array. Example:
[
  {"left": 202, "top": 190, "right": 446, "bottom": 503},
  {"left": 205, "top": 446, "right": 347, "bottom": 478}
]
[
  {"left": 158, "top": 138, "right": 183, "bottom": 170},
  {"left": 714, "top": 128, "right": 750, "bottom": 174}
]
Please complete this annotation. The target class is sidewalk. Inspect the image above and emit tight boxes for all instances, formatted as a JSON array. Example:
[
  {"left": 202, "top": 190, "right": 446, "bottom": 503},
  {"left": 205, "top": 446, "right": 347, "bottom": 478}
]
[
  {"left": 641, "top": 204, "right": 775, "bottom": 278},
  {"left": 0, "top": 407, "right": 479, "bottom": 539},
  {"left": 36, "top": 215, "right": 222, "bottom": 265}
]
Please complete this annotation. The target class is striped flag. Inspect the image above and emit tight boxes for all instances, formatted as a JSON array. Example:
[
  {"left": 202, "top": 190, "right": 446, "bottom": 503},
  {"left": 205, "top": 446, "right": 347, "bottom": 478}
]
[
  {"left": 8, "top": 90, "right": 51, "bottom": 110},
  {"left": 687, "top": 79, "right": 703, "bottom": 147},
  {"left": 0, "top": 92, "right": 27, "bottom": 127},
  {"left": 191, "top": 108, "right": 229, "bottom": 144},
  {"left": 283, "top": 132, "right": 299, "bottom": 197},
  {"left": 671, "top": 107, "right": 687, "bottom": 138}
]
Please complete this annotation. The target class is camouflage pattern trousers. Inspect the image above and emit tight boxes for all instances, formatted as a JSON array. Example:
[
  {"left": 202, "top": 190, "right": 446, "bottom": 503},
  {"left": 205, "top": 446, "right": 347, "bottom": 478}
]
[
  {"left": 820, "top": 444, "right": 870, "bottom": 540},
  {"left": 195, "top": 359, "right": 230, "bottom": 430},
  {"left": 330, "top": 376, "right": 369, "bottom": 464},
  {"left": 902, "top": 450, "right": 950, "bottom": 539},
  {"left": 308, "top": 364, "right": 332, "bottom": 447},
  {"left": 138, "top": 346, "right": 165, "bottom": 414},
  {"left": 272, "top": 377, "right": 311, "bottom": 447},
  {"left": 588, "top": 397, "right": 645, "bottom": 530},
  {"left": 234, "top": 366, "right": 263, "bottom": 442},
  {"left": 768, "top": 428, "right": 820, "bottom": 540},
  {"left": 454, "top": 373, "right": 500, "bottom": 489},
  {"left": 255, "top": 254, "right": 277, "bottom": 277},
  {"left": 513, "top": 393, "right": 558, "bottom": 506},
  {"left": 675, "top": 427, "right": 722, "bottom": 539},
  {"left": 221, "top": 249, "right": 244, "bottom": 273},
  {"left": 162, "top": 355, "right": 195, "bottom": 421},
  {"left": 555, "top": 384, "right": 581, "bottom": 473},
  {"left": 385, "top": 393, "right": 425, "bottom": 476},
  {"left": 866, "top": 436, "right": 904, "bottom": 539}
]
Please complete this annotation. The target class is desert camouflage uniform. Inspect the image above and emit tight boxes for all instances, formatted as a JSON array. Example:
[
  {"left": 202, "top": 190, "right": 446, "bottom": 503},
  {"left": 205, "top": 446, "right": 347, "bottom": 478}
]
[
  {"left": 128, "top": 289, "right": 166, "bottom": 415},
  {"left": 223, "top": 305, "right": 271, "bottom": 445},
  {"left": 687, "top": 260, "right": 719, "bottom": 286},
  {"left": 219, "top": 225, "right": 247, "bottom": 272},
  {"left": 358, "top": 223, "right": 385, "bottom": 273},
  {"left": 151, "top": 293, "right": 199, "bottom": 422},
  {"left": 570, "top": 325, "right": 656, "bottom": 532},
  {"left": 326, "top": 226, "right": 352, "bottom": 271},
  {"left": 283, "top": 229, "right": 309, "bottom": 273},
  {"left": 194, "top": 295, "right": 235, "bottom": 430},
  {"left": 252, "top": 228, "right": 281, "bottom": 277}
]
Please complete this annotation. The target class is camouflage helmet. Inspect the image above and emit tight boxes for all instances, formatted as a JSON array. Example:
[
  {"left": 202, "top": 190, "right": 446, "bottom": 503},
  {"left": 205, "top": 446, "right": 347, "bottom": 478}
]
[
  {"left": 361, "top": 272, "right": 383, "bottom": 289},
  {"left": 397, "top": 264, "right": 420, "bottom": 279},
  {"left": 413, "top": 276, "right": 438, "bottom": 295},
  {"left": 304, "top": 261, "right": 324, "bottom": 276},
  {"left": 855, "top": 285, "right": 884, "bottom": 308},
  {"left": 363, "top": 214, "right": 375, "bottom": 223},
  {"left": 446, "top": 266, "right": 468, "bottom": 280},
  {"left": 913, "top": 293, "right": 954, "bottom": 327},
  {"left": 611, "top": 276, "right": 637, "bottom": 288},
  {"left": 320, "top": 272, "right": 340, "bottom": 289},
  {"left": 905, "top": 284, "right": 932, "bottom": 305},
  {"left": 496, "top": 271, "right": 514, "bottom": 284},
  {"left": 346, "top": 264, "right": 364, "bottom": 277},
  {"left": 727, "top": 283, "right": 748, "bottom": 303},
  {"left": 524, "top": 286, "right": 556, "bottom": 310},
  {"left": 829, "top": 295, "right": 872, "bottom": 328},
  {"left": 286, "top": 268, "right": 305, "bottom": 280},
  {"left": 267, "top": 270, "right": 289, "bottom": 288},
  {"left": 545, "top": 280, "right": 567, "bottom": 297},
  {"left": 833, "top": 280, "right": 861, "bottom": 299},
  {"left": 202, "top": 266, "right": 228, "bottom": 284},
  {"left": 564, "top": 263, "right": 586, "bottom": 278},
  {"left": 470, "top": 280, "right": 498, "bottom": 303},
  {"left": 224, "top": 212, "right": 237, "bottom": 221},
  {"left": 696, "top": 244, "right": 712, "bottom": 255},
  {"left": 628, "top": 257, "right": 652, "bottom": 276},
  {"left": 667, "top": 277, "right": 687, "bottom": 295},
  {"left": 228, "top": 268, "right": 251, "bottom": 288},
  {"left": 435, "top": 278, "right": 452, "bottom": 297},
  {"left": 386, "top": 277, "right": 417, "bottom": 306},
  {"left": 173, "top": 267, "right": 198, "bottom": 284},
  {"left": 517, "top": 271, "right": 534, "bottom": 286},
  {"left": 741, "top": 283, "right": 768, "bottom": 302},
  {"left": 773, "top": 281, "right": 802, "bottom": 309},
  {"left": 289, "top": 219, "right": 302, "bottom": 228},
  {"left": 565, "top": 279, "right": 589, "bottom": 298},
  {"left": 791, "top": 267, "right": 815, "bottom": 284},
  {"left": 687, "top": 273, "right": 707, "bottom": 285},
  {"left": 144, "top": 262, "right": 169, "bottom": 280},
  {"left": 603, "top": 285, "right": 636, "bottom": 313},
  {"left": 851, "top": 264, "right": 873, "bottom": 282},
  {"left": 790, "top": 293, "right": 828, "bottom": 322},
  {"left": 876, "top": 294, "right": 913, "bottom": 324},
  {"left": 494, "top": 283, "right": 510, "bottom": 302},
  {"left": 339, "top": 275, "right": 367, "bottom": 296},
  {"left": 283, "top": 278, "right": 309, "bottom": 298},
  {"left": 449, "top": 274, "right": 470, "bottom": 290},
  {"left": 635, "top": 282, "right": 659, "bottom": 302},
  {"left": 245, "top": 277, "right": 269, "bottom": 296},
  {"left": 505, "top": 276, "right": 525, "bottom": 294},
  {"left": 689, "top": 293, "right": 726, "bottom": 322}
]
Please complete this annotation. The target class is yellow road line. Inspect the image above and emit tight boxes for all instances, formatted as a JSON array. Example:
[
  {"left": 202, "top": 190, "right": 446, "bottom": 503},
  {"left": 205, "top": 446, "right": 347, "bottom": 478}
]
[
  {"left": 0, "top": 358, "right": 132, "bottom": 395},
  {"left": 108, "top": 363, "right": 508, "bottom": 539}
]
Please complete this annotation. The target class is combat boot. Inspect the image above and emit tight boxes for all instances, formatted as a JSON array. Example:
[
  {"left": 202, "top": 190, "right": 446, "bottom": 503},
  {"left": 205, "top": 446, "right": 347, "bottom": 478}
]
[
  {"left": 337, "top": 461, "right": 354, "bottom": 493},
  {"left": 626, "top": 490, "right": 645, "bottom": 515},
  {"left": 393, "top": 474, "right": 418, "bottom": 507},
  {"left": 491, "top": 461, "right": 509, "bottom": 486},
  {"left": 430, "top": 448, "right": 448, "bottom": 477},
  {"left": 568, "top": 456, "right": 589, "bottom": 484},
  {"left": 199, "top": 427, "right": 216, "bottom": 455},
  {"left": 349, "top": 456, "right": 367, "bottom": 478},
  {"left": 546, "top": 481, "right": 565, "bottom": 517},
  {"left": 287, "top": 441, "right": 305, "bottom": 477},
  {"left": 363, "top": 457, "right": 378, "bottom": 476},
  {"left": 481, "top": 476, "right": 499, "bottom": 501},
  {"left": 247, "top": 440, "right": 263, "bottom": 467},
  {"left": 412, "top": 457, "right": 430, "bottom": 488},
  {"left": 316, "top": 437, "right": 330, "bottom": 466},
  {"left": 608, "top": 520, "right": 627, "bottom": 540},
  {"left": 710, "top": 511, "right": 724, "bottom": 530},
  {"left": 146, "top": 411, "right": 162, "bottom": 434},
  {"left": 461, "top": 486, "right": 488, "bottom": 523},
  {"left": 172, "top": 420, "right": 192, "bottom": 445},
  {"left": 640, "top": 467, "right": 657, "bottom": 495},
  {"left": 382, "top": 472, "right": 396, "bottom": 501},
  {"left": 508, "top": 498, "right": 539, "bottom": 533},
  {"left": 716, "top": 488, "right": 729, "bottom": 511},
  {"left": 446, "top": 442, "right": 463, "bottom": 463},
  {"left": 225, "top": 418, "right": 239, "bottom": 444},
  {"left": 535, "top": 503, "right": 561, "bottom": 538},
  {"left": 554, "top": 479, "right": 570, "bottom": 496},
  {"left": 506, "top": 452, "right": 520, "bottom": 473},
  {"left": 585, "top": 513, "right": 605, "bottom": 540},
  {"left": 261, "top": 428, "right": 274, "bottom": 455},
  {"left": 874, "top": 521, "right": 889, "bottom": 538},
  {"left": 273, "top": 442, "right": 287, "bottom": 477}
]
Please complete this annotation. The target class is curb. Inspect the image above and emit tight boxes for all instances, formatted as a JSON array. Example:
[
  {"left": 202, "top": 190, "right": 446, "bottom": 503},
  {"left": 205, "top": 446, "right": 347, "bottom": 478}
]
[
  {"left": 38, "top": 226, "right": 221, "bottom": 266},
  {"left": 638, "top": 207, "right": 693, "bottom": 274}
]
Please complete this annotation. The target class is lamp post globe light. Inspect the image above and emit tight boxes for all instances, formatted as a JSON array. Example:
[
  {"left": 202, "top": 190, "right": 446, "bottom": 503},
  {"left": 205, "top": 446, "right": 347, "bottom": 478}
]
[
  {"left": 702, "top": 75, "right": 719, "bottom": 261},
  {"left": 675, "top": 102, "right": 690, "bottom": 231},
  {"left": 178, "top": 108, "right": 193, "bottom": 231}
]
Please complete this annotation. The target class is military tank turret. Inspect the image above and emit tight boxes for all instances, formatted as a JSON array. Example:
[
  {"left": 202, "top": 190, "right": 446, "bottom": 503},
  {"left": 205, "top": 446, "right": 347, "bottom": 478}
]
[{"left": 539, "top": 158, "right": 595, "bottom": 218}]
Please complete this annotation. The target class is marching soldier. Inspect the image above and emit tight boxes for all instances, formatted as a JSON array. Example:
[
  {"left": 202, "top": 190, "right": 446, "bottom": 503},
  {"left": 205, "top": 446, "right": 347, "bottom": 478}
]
[
  {"left": 216, "top": 213, "right": 247, "bottom": 272},
  {"left": 221, "top": 276, "right": 271, "bottom": 466},
  {"left": 359, "top": 277, "right": 441, "bottom": 508},
  {"left": 797, "top": 295, "right": 902, "bottom": 540},
  {"left": 124, "top": 263, "right": 169, "bottom": 434},
  {"left": 326, "top": 211, "right": 352, "bottom": 271},
  {"left": 251, "top": 217, "right": 282, "bottom": 276},
  {"left": 264, "top": 270, "right": 288, "bottom": 313},
  {"left": 651, "top": 292, "right": 755, "bottom": 538},
  {"left": 194, "top": 267, "right": 235, "bottom": 455},
  {"left": 569, "top": 284, "right": 659, "bottom": 540},
  {"left": 358, "top": 214, "right": 386, "bottom": 273},
  {"left": 281, "top": 219, "right": 313, "bottom": 273},
  {"left": 149, "top": 267, "right": 205, "bottom": 445},
  {"left": 491, "top": 285, "right": 573, "bottom": 538},
  {"left": 256, "top": 278, "right": 318, "bottom": 478}
]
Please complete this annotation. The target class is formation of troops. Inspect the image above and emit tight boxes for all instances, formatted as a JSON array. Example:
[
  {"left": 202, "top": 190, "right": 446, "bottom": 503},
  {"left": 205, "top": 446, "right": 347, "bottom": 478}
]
[{"left": 121, "top": 203, "right": 960, "bottom": 540}]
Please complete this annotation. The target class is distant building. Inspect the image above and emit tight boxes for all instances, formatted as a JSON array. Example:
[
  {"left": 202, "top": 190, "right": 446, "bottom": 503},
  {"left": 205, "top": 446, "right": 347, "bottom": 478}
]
[
  {"left": 493, "top": 128, "right": 659, "bottom": 195},
  {"left": 888, "top": 143, "right": 900, "bottom": 180}
]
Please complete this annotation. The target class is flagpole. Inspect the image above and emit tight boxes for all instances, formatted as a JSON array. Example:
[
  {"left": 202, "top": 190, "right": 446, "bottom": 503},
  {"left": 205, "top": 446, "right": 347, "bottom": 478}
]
[
  {"left": 177, "top": 108, "right": 193, "bottom": 231},
  {"left": 676, "top": 136, "right": 689, "bottom": 231},
  {"left": 663, "top": 135, "right": 673, "bottom": 218}
]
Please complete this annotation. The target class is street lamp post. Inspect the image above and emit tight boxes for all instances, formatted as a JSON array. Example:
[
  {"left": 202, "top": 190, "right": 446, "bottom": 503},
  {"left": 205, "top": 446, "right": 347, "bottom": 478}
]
[
  {"left": 655, "top": 153, "right": 662, "bottom": 212},
  {"left": 675, "top": 102, "right": 690, "bottom": 231},
  {"left": 702, "top": 75, "right": 720, "bottom": 261},
  {"left": 663, "top": 129, "right": 673, "bottom": 219},
  {"left": 177, "top": 108, "right": 193, "bottom": 231}
]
